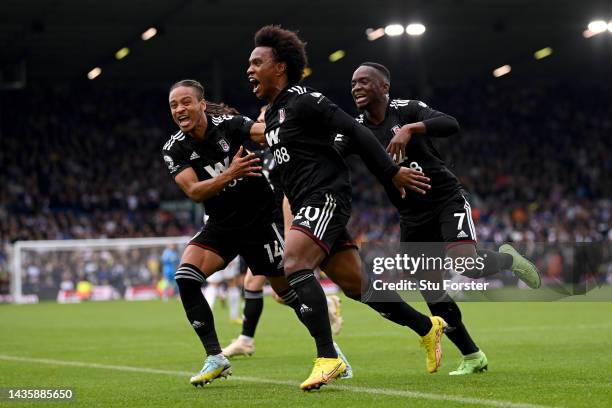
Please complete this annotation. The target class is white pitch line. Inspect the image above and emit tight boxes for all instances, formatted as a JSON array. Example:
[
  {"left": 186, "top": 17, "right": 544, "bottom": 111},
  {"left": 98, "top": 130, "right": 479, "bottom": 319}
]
[
  {"left": 348, "top": 323, "right": 612, "bottom": 339},
  {"left": 0, "top": 354, "right": 557, "bottom": 408},
  {"left": 488, "top": 323, "right": 612, "bottom": 333}
]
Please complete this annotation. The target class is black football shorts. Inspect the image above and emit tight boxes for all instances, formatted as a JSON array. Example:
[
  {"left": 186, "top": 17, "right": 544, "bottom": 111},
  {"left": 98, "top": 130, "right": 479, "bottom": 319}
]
[
  {"left": 290, "top": 192, "right": 357, "bottom": 254},
  {"left": 189, "top": 221, "right": 285, "bottom": 277},
  {"left": 400, "top": 190, "right": 477, "bottom": 245}
]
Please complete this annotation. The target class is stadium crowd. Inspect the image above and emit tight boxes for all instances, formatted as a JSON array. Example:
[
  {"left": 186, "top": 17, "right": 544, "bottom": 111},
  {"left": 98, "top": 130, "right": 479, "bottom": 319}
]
[
  {"left": 349, "top": 82, "right": 611, "bottom": 245},
  {"left": 1, "top": 81, "right": 610, "bottom": 295}
]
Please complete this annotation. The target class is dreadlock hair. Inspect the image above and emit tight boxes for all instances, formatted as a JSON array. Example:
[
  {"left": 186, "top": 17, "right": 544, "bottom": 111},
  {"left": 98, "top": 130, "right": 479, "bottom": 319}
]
[
  {"left": 205, "top": 102, "right": 240, "bottom": 115},
  {"left": 169, "top": 79, "right": 240, "bottom": 115},
  {"left": 359, "top": 62, "right": 391, "bottom": 84},
  {"left": 254, "top": 25, "right": 308, "bottom": 84}
]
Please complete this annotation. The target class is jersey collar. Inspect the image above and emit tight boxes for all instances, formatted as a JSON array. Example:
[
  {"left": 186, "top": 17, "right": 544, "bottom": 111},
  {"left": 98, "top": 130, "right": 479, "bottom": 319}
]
[{"left": 270, "top": 83, "right": 297, "bottom": 109}]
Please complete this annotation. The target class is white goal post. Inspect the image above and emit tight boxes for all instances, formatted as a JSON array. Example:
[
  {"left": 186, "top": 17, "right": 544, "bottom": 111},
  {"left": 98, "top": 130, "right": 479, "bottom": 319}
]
[{"left": 10, "top": 236, "right": 191, "bottom": 304}]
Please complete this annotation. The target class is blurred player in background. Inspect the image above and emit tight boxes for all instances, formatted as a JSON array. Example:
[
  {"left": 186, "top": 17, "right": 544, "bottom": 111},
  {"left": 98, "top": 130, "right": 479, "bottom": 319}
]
[
  {"left": 247, "top": 25, "right": 446, "bottom": 391},
  {"left": 339, "top": 62, "right": 541, "bottom": 375},
  {"left": 203, "top": 255, "right": 243, "bottom": 324},
  {"left": 161, "top": 244, "right": 179, "bottom": 299},
  {"left": 222, "top": 107, "right": 344, "bottom": 358}
]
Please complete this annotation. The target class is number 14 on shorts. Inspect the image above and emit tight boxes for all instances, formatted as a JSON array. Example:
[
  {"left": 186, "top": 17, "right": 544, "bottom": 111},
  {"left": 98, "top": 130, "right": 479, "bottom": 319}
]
[{"left": 264, "top": 240, "right": 283, "bottom": 263}]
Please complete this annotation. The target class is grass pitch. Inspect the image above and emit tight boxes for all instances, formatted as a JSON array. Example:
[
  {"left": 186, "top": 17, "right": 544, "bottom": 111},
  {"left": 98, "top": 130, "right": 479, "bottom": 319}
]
[{"left": 1, "top": 295, "right": 611, "bottom": 408}]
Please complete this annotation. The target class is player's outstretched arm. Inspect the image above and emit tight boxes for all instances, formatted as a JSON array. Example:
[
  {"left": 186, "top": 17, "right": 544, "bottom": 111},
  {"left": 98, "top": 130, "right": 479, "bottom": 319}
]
[
  {"left": 329, "top": 108, "right": 431, "bottom": 197},
  {"left": 249, "top": 122, "right": 266, "bottom": 144},
  {"left": 174, "top": 146, "right": 262, "bottom": 202}
]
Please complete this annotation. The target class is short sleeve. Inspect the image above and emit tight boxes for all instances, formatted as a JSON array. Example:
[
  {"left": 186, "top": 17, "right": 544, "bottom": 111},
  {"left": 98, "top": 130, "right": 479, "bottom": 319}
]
[
  {"left": 333, "top": 133, "right": 353, "bottom": 157},
  {"left": 293, "top": 91, "right": 339, "bottom": 124},
  {"left": 397, "top": 100, "right": 440, "bottom": 123},
  {"left": 396, "top": 100, "right": 459, "bottom": 137},
  {"left": 162, "top": 145, "right": 190, "bottom": 178},
  {"left": 225, "top": 115, "right": 254, "bottom": 143}
]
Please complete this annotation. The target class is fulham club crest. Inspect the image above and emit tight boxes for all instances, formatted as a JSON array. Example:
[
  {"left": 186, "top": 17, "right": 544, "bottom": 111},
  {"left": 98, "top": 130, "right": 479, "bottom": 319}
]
[
  {"left": 279, "top": 108, "right": 286, "bottom": 124},
  {"left": 217, "top": 138, "right": 230, "bottom": 153}
]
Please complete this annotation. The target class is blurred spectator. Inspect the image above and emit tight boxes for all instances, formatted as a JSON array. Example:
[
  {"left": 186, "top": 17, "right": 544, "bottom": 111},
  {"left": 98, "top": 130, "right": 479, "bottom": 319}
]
[{"left": 0, "top": 81, "right": 610, "bottom": 296}]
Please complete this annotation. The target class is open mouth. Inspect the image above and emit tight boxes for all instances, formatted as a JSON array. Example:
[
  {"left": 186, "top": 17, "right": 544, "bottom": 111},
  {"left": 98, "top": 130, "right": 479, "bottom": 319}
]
[
  {"left": 177, "top": 115, "right": 191, "bottom": 127},
  {"left": 353, "top": 93, "right": 368, "bottom": 105},
  {"left": 249, "top": 77, "right": 261, "bottom": 94}
]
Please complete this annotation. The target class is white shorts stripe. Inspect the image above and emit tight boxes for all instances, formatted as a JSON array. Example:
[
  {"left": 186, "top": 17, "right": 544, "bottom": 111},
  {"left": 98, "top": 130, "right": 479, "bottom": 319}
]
[
  {"left": 312, "top": 194, "right": 331, "bottom": 238},
  {"left": 271, "top": 223, "right": 285, "bottom": 249},
  {"left": 314, "top": 194, "right": 335, "bottom": 239},
  {"left": 317, "top": 195, "right": 337, "bottom": 240},
  {"left": 461, "top": 194, "right": 477, "bottom": 241}
]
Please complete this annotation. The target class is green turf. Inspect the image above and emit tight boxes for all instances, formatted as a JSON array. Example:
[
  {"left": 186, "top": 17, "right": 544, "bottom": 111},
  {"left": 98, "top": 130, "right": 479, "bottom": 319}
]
[{"left": 1, "top": 296, "right": 611, "bottom": 408}]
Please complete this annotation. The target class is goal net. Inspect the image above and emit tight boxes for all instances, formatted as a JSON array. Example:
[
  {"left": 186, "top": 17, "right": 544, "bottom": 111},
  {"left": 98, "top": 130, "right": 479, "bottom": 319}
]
[{"left": 8, "top": 237, "right": 190, "bottom": 304}]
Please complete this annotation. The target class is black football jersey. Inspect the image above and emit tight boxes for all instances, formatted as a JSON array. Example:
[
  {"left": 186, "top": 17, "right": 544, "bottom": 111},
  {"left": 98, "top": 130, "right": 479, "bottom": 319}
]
[
  {"left": 162, "top": 114, "right": 275, "bottom": 231},
  {"left": 335, "top": 99, "right": 462, "bottom": 220},
  {"left": 264, "top": 85, "right": 352, "bottom": 211}
]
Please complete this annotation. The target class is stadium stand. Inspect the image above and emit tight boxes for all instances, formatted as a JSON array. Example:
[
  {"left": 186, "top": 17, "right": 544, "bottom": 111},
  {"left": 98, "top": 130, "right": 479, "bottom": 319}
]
[{"left": 1, "top": 81, "right": 610, "bottom": 296}]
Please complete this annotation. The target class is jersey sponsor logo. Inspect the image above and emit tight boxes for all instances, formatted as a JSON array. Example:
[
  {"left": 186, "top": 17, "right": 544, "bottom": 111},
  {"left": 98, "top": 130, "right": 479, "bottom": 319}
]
[
  {"left": 457, "top": 230, "right": 469, "bottom": 239},
  {"left": 204, "top": 157, "right": 230, "bottom": 178},
  {"left": 163, "top": 155, "right": 180, "bottom": 172},
  {"left": 190, "top": 151, "right": 200, "bottom": 160},
  {"left": 279, "top": 108, "right": 286, "bottom": 124},
  {"left": 265, "top": 128, "right": 280, "bottom": 146},
  {"left": 204, "top": 157, "right": 242, "bottom": 187},
  {"left": 217, "top": 138, "right": 230, "bottom": 153}
]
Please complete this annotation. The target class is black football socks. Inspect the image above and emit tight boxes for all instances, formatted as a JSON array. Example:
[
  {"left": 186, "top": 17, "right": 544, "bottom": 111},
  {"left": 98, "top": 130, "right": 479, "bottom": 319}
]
[
  {"left": 287, "top": 269, "right": 337, "bottom": 358},
  {"left": 175, "top": 263, "right": 222, "bottom": 356},
  {"left": 241, "top": 289, "right": 264, "bottom": 338}
]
